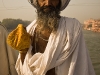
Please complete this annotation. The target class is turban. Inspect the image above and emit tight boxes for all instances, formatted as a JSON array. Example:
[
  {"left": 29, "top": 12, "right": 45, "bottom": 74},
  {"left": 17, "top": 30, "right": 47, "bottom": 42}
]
[{"left": 28, "top": 0, "right": 70, "bottom": 11}]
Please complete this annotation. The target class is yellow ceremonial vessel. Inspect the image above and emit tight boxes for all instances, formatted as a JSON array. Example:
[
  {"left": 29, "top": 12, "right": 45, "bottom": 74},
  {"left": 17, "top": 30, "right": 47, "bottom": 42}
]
[{"left": 7, "top": 24, "right": 31, "bottom": 51}]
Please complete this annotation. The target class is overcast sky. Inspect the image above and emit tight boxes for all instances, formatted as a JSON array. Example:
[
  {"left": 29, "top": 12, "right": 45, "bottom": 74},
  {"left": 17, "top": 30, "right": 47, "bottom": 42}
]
[{"left": 0, "top": 0, "right": 100, "bottom": 23}]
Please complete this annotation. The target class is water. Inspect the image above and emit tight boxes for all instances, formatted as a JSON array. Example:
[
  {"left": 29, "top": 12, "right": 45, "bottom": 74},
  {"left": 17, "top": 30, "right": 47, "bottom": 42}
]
[{"left": 83, "top": 30, "right": 100, "bottom": 75}]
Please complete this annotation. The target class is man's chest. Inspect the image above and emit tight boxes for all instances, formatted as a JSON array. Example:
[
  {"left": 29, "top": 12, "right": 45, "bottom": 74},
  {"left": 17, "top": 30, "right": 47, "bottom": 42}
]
[{"left": 31, "top": 27, "right": 52, "bottom": 54}]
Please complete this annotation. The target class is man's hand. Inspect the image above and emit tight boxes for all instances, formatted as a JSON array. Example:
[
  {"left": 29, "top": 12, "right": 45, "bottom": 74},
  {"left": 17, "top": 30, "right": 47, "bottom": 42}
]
[
  {"left": 19, "top": 48, "right": 28, "bottom": 54},
  {"left": 19, "top": 48, "right": 28, "bottom": 64}
]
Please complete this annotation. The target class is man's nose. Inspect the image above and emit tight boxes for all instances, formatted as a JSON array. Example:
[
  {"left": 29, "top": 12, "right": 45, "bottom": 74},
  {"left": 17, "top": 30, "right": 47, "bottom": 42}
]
[{"left": 45, "top": 0, "right": 52, "bottom": 6}]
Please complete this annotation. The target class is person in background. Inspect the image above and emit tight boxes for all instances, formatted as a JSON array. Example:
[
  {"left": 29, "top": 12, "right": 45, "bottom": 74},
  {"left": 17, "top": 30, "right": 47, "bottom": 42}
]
[
  {"left": 0, "top": 21, "right": 18, "bottom": 75},
  {"left": 15, "top": 0, "right": 95, "bottom": 75}
]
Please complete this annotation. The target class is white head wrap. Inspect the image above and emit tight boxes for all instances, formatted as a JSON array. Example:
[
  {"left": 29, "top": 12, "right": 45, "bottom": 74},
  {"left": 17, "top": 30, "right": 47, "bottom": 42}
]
[{"left": 28, "top": 0, "right": 70, "bottom": 11}]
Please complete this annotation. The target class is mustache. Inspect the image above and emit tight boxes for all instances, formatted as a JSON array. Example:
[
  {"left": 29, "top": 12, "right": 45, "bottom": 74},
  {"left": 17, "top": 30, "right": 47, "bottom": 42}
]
[{"left": 40, "top": 5, "right": 56, "bottom": 11}]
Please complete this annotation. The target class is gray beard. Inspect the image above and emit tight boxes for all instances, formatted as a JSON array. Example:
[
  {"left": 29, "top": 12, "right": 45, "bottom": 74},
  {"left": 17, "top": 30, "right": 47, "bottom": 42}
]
[{"left": 36, "top": 9, "right": 60, "bottom": 32}]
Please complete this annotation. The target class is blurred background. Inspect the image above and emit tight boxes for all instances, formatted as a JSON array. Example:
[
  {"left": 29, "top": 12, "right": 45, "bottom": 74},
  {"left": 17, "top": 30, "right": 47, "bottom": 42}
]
[{"left": 0, "top": 0, "right": 100, "bottom": 75}]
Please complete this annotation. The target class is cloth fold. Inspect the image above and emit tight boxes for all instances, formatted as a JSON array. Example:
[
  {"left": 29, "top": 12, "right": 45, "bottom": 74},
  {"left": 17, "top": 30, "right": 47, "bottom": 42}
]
[{"left": 15, "top": 17, "right": 95, "bottom": 75}]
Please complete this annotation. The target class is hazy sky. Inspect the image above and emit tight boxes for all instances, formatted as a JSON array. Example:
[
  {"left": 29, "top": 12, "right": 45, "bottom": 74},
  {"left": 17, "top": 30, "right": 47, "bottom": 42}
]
[{"left": 0, "top": 0, "right": 100, "bottom": 23}]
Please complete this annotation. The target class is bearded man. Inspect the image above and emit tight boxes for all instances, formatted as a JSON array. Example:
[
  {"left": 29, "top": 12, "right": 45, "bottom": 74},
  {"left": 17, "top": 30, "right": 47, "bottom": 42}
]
[{"left": 15, "top": 0, "right": 95, "bottom": 75}]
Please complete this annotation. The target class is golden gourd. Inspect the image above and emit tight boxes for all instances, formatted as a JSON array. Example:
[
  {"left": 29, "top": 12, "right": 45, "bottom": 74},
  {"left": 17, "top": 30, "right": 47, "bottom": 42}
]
[{"left": 7, "top": 24, "right": 31, "bottom": 51}]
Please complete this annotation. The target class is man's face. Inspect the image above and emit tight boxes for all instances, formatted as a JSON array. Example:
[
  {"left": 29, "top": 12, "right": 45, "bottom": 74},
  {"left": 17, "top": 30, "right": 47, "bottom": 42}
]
[
  {"left": 37, "top": 0, "right": 60, "bottom": 13},
  {"left": 36, "top": 0, "right": 61, "bottom": 31}
]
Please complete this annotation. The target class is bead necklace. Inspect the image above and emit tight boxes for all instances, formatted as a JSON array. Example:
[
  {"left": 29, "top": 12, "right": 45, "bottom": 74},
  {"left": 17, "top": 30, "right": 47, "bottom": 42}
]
[{"left": 34, "top": 29, "right": 49, "bottom": 53}]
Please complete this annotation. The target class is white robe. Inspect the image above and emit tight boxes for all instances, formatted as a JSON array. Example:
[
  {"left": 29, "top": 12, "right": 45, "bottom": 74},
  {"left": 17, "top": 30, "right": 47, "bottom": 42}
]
[
  {"left": 0, "top": 24, "right": 18, "bottom": 75},
  {"left": 15, "top": 17, "right": 95, "bottom": 75}
]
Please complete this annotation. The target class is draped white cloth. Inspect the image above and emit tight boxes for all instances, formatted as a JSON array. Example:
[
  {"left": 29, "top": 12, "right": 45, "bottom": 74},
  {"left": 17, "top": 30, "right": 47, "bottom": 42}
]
[
  {"left": 0, "top": 24, "right": 18, "bottom": 75},
  {"left": 15, "top": 17, "right": 95, "bottom": 75}
]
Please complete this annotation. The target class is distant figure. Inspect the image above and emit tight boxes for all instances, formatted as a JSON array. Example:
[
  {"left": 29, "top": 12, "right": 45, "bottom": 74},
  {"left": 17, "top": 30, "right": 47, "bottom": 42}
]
[{"left": 0, "top": 23, "right": 18, "bottom": 75}]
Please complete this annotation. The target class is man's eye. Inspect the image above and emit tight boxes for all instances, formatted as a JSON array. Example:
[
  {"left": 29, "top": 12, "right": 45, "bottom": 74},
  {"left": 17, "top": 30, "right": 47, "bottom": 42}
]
[{"left": 51, "top": 0, "right": 59, "bottom": 1}]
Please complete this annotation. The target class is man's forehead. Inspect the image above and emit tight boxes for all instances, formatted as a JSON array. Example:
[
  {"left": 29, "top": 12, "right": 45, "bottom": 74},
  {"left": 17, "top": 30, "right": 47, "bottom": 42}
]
[{"left": 28, "top": 0, "right": 70, "bottom": 11}]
